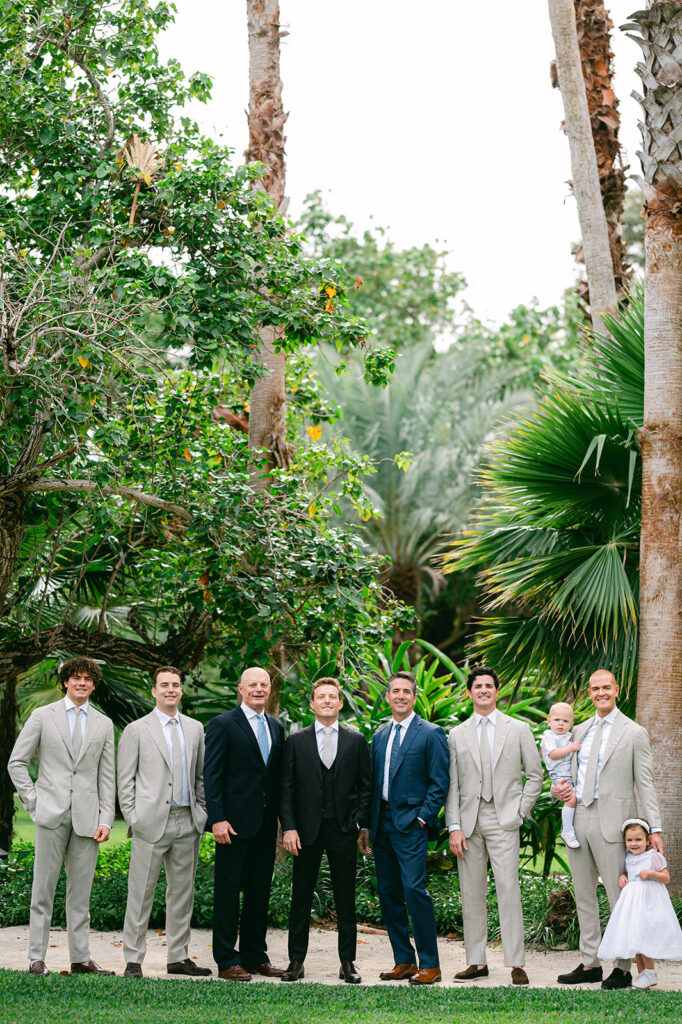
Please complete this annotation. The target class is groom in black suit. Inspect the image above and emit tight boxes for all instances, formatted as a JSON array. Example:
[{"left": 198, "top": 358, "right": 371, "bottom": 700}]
[
  {"left": 279, "top": 677, "right": 372, "bottom": 983},
  {"left": 204, "top": 666, "right": 285, "bottom": 981}
]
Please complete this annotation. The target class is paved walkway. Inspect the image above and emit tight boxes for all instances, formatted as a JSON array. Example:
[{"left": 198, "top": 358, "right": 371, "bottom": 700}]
[{"left": 2, "top": 925, "right": 681, "bottom": 989}]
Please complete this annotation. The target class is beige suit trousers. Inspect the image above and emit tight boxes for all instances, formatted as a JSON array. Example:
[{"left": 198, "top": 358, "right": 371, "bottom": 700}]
[
  {"left": 29, "top": 816, "right": 99, "bottom": 963},
  {"left": 458, "top": 799, "right": 524, "bottom": 967},
  {"left": 123, "top": 807, "right": 200, "bottom": 965},
  {"left": 568, "top": 800, "right": 629, "bottom": 972}
]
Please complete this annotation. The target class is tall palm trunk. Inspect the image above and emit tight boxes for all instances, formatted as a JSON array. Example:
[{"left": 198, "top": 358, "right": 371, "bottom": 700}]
[
  {"left": 245, "top": 0, "right": 290, "bottom": 483},
  {"left": 573, "top": 0, "right": 630, "bottom": 299},
  {"left": 627, "top": 0, "right": 682, "bottom": 890},
  {"left": 548, "top": 0, "right": 618, "bottom": 332}
]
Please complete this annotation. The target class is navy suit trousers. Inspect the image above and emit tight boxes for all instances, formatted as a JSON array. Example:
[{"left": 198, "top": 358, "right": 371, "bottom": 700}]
[{"left": 373, "top": 806, "right": 439, "bottom": 967}]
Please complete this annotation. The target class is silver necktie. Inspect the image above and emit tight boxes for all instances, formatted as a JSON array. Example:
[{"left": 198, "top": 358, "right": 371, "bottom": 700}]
[
  {"left": 480, "top": 718, "right": 493, "bottom": 802},
  {"left": 72, "top": 708, "right": 83, "bottom": 760},
  {"left": 582, "top": 718, "right": 605, "bottom": 807},
  {"left": 170, "top": 719, "right": 183, "bottom": 804},
  {"left": 321, "top": 726, "right": 335, "bottom": 769}
]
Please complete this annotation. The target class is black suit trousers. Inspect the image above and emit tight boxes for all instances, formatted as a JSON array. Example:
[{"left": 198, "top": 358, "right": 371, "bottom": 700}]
[
  {"left": 288, "top": 819, "right": 358, "bottom": 964},
  {"left": 212, "top": 820, "right": 277, "bottom": 970}
]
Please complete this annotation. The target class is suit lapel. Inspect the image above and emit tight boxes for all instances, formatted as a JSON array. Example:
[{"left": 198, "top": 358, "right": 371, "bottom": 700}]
[
  {"left": 390, "top": 714, "right": 420, "bottom": 778},
  {"left": 235, "top": 705, "right": 264, "bottom": 761},
  {"left": 465, "top": 716, "right": 481, "bottom": 772},
  {"left": 571, "top": 716, "right": 594, "bottom": 775},
  {"left": 492, "top": 712, "right": 510, "bottom": 771},
  {"left": 302, "top": 724, "right": 323, "bottom": 778},
  {"left": 179, "top": 713, "right": 195, "bottom": 768},
  {"left": 74, "top": 704, "right": 98, "bottom": 765},
  {"left": 55, "top": 700, "right": 73, "bottom": 757},
  {"left": 146, "top": 712, "right": 171, "bottom": 770}
]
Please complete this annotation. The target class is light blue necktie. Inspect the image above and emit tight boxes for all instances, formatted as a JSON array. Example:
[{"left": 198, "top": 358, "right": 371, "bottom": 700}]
[
  {"left": 255, "top": 713, "right": 269, "bottom": 764},
  {"left": 388, "top": 723, "right": 402, "bottom": 791}
]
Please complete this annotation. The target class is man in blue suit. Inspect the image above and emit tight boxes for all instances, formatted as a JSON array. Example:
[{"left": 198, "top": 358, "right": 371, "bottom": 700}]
[{"left": 358, "top": 671, "right": 449, "bottom": 985}]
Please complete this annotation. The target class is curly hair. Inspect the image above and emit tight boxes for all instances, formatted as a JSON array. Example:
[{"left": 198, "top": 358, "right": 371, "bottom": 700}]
[{"left": 58, "top": 657, "right": 102, "bottom": 692}]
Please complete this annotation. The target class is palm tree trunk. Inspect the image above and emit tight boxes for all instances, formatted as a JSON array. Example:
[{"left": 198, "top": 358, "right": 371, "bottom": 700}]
[
  {"left": 573, "top": 0, "right": 630, "bottom": 300},
  {"left": 627, "top": 0, "right": 682, "bottom": 890},
  {"left": 0, "top": 670, "right": 18, "bottom": 852},
  {"left": 245, "top": 0, "right": 290, "bottom": 483},
  {"left": 548, "top": 0, "right": 618, "bottom": 332}
]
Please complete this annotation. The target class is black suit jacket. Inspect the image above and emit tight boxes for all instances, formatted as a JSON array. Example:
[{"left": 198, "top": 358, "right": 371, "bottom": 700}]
[
  {"left": 280, "top": 723, "right": 372, "bottom": 846},
  {"left": 204, "top": 705, "right": 284, "bottom": 839}
]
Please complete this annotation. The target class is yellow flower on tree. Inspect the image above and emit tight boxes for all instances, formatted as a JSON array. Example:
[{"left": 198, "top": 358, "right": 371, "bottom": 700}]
[{"left": 306, "top": 424, "right": 322, "bottom": 442}]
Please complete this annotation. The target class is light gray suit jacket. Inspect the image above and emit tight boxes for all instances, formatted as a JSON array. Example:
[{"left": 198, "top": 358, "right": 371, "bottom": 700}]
[
  {"left": 571, "top": 709, "right": 661, "bottom": 843},
  {"left": 445, "top": 712, "right": 543, "bottom": 836},
  {"left": 117, "top": 711, "right": 207, "bottom": 844},
  {"left": 8, "top": 699, "right": 115, "bottom": 836}
]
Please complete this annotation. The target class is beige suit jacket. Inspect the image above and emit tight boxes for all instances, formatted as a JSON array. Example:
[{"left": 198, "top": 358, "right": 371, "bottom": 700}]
[
  {"left": 445, "top": 712, "right": 543, "bottom": 836},
  {"left": 572, "top": 708, "right": 661, "bottom": 843},
  {"left": 8, "top": 699, "right": 115, "bottom": 836},
  {"left": 117, "top": 711, "right": 207, "bottom": 844}
]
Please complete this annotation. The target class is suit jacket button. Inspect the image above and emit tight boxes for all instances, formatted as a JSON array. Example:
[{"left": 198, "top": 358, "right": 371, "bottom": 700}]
[{"left": 166, "top": 800, "right": 170, "bottom": 804}]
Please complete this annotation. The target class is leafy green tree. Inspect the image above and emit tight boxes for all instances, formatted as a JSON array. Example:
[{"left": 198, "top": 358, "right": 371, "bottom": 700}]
[{"left": 445, "top": 294, "right": 644, "bottom": 695}]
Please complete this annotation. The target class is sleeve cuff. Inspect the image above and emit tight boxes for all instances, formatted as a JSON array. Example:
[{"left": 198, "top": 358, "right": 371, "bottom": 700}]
[{"left": 448, "top": 823, "right": 460, "bottom": 832}]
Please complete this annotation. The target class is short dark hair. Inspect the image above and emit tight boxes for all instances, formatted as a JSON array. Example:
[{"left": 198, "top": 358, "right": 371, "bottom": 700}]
[
  {"left": 153, "top": 665, "right": 183, "bottom": 685},
  {"left": 311, "top": 676, "right": 342, "bottom": 697},
  {"left": 387, "top": 670, "right": 417, "bottom": 695},
  {"left": 466, "top": 666, "right": 500, "bottom": 691},
  {"left": 58, "top": 657, "right": 102, "bottom": 692}
]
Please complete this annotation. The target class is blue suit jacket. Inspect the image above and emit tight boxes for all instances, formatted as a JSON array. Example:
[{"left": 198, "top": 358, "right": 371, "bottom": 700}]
[{"left": 368, "top": 714, "right": 449, "bottom": 840}]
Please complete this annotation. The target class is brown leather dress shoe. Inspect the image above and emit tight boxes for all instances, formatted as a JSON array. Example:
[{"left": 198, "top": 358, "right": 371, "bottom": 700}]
[
  {"left": 408, "top": 967, "right": 442, "bottom": 985},
  {"left": 379, "top": 962, "right": 418, "bottom": 981},
  {"left": 71, "top": 960, "right": 115, "bottom": 975},
  {"left": 167, "top": 958, "right": 212, "bottom": 976},
  {"left": 218, "top": 964, "right": 252, "bottom": 981},
  {"left": 511, "top": 967, "right": 529, "bottom": 986},
  {"left": 243, "top": 962, "right": 285, "bottom": 977},
  {"left": 454, "top": 964, "right": 489, "bottom": 981},
  {"left": 29, "top": 961, "right": 49, "bottom": 976}
]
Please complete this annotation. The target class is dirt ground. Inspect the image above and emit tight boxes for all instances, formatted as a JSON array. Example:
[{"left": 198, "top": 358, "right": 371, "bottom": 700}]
[{"left": 2, "top": 924, "right": 681, "bottom": 989}]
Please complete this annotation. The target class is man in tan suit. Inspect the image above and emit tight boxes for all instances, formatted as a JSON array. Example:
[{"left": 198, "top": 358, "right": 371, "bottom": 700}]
[
  {"left": 446, "top": 667, "right": 542, "bottom": 985},
  {"left": 553, "top": 669, "right": 662, "bottom": 990},
  {"left": 117, "top": 665, "right": 211, "bottom": 978},
  {"left": 8, "top": 657, "right": 115, "bottom": 976}
]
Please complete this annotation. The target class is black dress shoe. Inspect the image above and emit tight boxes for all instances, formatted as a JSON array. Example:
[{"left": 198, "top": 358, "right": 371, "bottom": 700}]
[
  {"left": 339, "top": 961, "right": 361, "bottom": 984},
  {"left": 557, "top": 962, "right": 603, "bottom": 985},
  {"left": 167, "top": 958, "right": 212, "bottom": 976},
  {"left": 281, "top": 960, "right": 305, "bottom": 982},
  {"left": 602, "top": 967, "right": 632, "bottom": 990},
  {"left": 124, "top": 963, "right": 143, "bottom": 978}
]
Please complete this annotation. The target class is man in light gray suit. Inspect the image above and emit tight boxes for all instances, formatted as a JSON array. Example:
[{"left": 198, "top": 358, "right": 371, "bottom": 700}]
[
  {"left": 553, "top": 669, "right": 662, "bottom": 990},
  {"left": 8, "top": 656, "right": 116, "bottom": 976},
  {"left": 117, "top": 665, "right": 211, "bottom": 978},
  {"left": 445, "top": 667, "right": 543, "bottom": 986}
]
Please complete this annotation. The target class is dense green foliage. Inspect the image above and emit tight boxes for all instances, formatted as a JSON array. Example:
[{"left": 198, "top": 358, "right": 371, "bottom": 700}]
[
  {"left": 445, "top": 295, "right": 644, "bottom": 695},
  {"left": 1, "top": 972, "right": 681, "bottom": 1024}
]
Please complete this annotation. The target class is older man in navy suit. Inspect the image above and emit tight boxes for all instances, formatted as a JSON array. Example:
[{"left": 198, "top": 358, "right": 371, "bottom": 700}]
[
  {"left": 203, "top": 667, "right": 285, "bottom": 981},
  {"left": 359, "top": 671, "right": 449, "bottom": 985}
]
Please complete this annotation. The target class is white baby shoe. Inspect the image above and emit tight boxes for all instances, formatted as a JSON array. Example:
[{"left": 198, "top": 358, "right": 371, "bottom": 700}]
[
  {"left": 561, "top": 831, "right": 581, "bottom": 849},
  {"left": 632, "top": 969, "right": 658, "bottom": 989}
]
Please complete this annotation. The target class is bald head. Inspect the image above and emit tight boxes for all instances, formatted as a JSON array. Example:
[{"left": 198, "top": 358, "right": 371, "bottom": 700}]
[{"left": 238, "top": 666, "right": 271, "bottom": 711}]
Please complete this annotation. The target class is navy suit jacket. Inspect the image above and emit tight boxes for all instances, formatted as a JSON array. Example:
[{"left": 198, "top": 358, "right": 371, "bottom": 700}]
[
  {"left": 368, "top": 714, "right": 449, "bottom": 841},
  {"left": 203, "top": 704, "right": 284, "bottom": 839}
]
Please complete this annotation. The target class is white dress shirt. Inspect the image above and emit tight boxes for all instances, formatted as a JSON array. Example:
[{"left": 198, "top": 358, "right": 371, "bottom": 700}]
[
  {"left": 154, "top": 708, "right": 190, "bottom": 806},
  {"left": 575, "top": 708, "right": 617, "bottom": 801},
  {"left": 241, "top": 703, "right": 272, "bottom": 754},
  {"left": 382, "top": 712, "right": 415, "bottom": 801},
  {"left": 64, "top": 696, "right": 110, "bottom": 829},
  {"left": 315, "top": 718, "right": 339, "bottom": 762},
  {"left": 449, "top": 709, "right": 498, "bottom": 833}
]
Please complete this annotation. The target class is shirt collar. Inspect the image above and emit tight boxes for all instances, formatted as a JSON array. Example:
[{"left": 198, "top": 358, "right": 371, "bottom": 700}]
[
  {"left": 592, "top": 707, "right": 618, "bottom": 727},
  {"left": 242, "top": 703, "right": 265, "bottom": 722},
  {"left": 474, "top": 709, "right": 498, "bottom": 727},
  {"left": 63, "top": 696, "right": 88, "bottom": 713},
  {"left": 154, "top": 707, "right": 179, "bottom": 727},
  {"left": 392, "top": 711, "right": 415, "bottom": 731},
  {"left": 315, "top": 719, "right": 339, "bottom": 733}
]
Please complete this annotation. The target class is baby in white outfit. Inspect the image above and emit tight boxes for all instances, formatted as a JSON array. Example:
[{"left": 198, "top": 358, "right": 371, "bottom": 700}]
[{"left": 540, "top": 702, "right": 581, "bottom": 849}]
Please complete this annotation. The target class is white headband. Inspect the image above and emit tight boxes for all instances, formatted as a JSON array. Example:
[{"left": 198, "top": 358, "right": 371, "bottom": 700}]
[{"left": 621, "top": 817, "right": 650, "bottom": 834}]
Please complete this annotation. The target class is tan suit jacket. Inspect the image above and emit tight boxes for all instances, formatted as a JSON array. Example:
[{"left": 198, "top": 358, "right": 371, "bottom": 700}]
[
  {"left": 571, "top": 708, "right": 661, "bottom": 842},
  {"left": 117, "top": 711, "right": 207, "bottom": 844},
  {"left": 445, "top": 712, "right": 543, "bottom": 836},
  {"left": 8, "top": 699, "right": 115, "bottom": 835}
]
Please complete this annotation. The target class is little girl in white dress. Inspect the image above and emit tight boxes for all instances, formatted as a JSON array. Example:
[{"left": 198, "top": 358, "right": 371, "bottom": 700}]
[{"left": 598, "top": 818, "right": 682, "bottom": 989}]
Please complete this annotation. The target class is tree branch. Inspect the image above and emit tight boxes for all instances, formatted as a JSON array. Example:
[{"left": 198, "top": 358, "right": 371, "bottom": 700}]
[{"left": 24, "top": 478, "right": 192, "bottom": 519}]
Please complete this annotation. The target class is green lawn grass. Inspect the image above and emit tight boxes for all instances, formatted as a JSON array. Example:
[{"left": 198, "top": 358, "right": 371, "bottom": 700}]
[{"left": 0, "top": 973, "right": 680, "bottom": 1024}]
